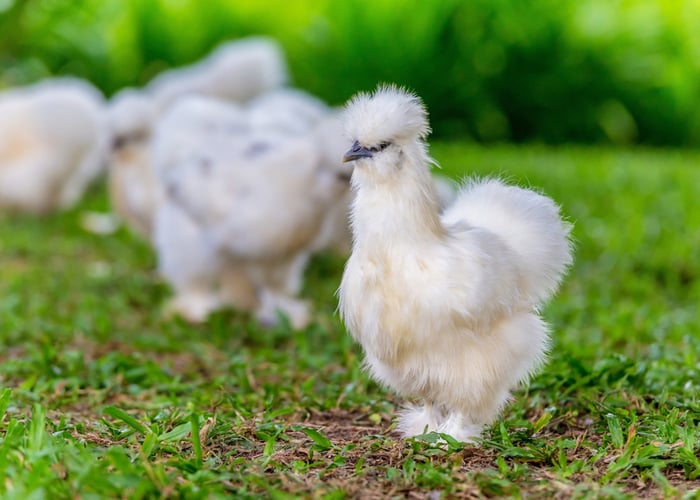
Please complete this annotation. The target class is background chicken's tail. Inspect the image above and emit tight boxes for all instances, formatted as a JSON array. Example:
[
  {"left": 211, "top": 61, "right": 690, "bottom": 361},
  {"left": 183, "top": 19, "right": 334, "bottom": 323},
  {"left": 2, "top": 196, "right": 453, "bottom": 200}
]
[{"left": 442, "top": 178, "right": 573, "bottom": 305}]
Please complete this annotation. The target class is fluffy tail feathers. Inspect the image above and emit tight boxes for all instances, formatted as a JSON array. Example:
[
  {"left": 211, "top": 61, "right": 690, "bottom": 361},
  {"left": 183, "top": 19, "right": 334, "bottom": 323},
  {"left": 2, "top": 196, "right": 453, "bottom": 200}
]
[{"left": 442, "top": 178, "right": 573, "bottom": 306}]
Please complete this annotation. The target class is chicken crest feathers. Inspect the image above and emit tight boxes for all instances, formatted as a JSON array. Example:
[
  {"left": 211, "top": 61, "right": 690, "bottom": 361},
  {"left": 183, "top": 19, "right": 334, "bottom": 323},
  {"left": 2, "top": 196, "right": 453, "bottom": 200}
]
[{"left": 342, "top": 84, "right": 430, "bottom": 146}]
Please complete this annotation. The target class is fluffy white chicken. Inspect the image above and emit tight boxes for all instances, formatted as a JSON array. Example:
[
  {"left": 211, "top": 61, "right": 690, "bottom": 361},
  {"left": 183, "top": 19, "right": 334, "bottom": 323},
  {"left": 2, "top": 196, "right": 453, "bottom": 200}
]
[
  {"left": 152, "top": 95, "right": 352, "bottom": 327},
  {"left": 107, "top": 36, "right": 287, "bottom": 239},
  {"left": 0, "top": 78, "right": 108, "bottom": 213},
  {"left": 338, "top": 86, "right": 573, "bottom": 442}
]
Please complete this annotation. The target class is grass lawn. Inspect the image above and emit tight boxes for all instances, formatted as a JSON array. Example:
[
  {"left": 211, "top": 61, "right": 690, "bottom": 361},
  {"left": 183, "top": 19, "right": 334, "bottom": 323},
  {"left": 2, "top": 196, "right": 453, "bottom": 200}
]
[{"left": 1, "top": 144, "right": 699, "bottom": 499}]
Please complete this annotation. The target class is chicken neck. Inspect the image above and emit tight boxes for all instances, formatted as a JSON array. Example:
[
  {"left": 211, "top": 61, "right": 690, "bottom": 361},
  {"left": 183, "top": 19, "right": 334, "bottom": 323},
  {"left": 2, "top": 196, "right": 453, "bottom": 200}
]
[{"left": 350, "top": 154, "right": 445, "bottom": 248}]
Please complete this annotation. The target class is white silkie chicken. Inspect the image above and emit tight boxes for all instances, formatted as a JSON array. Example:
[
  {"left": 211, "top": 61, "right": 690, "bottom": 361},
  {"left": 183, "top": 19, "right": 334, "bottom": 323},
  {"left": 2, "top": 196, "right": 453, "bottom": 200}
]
[
  {"left": 0, "top": 78, "right": 108, "bottom": 213},
  {"left": 338, "top": 86, "right": 573, "bottom": 442},
  {"left": 152, "top": 95, "right": 352, "bottom": 327},
  {"left": 107, "top": 36, "right": 287, "bottom": 239}
]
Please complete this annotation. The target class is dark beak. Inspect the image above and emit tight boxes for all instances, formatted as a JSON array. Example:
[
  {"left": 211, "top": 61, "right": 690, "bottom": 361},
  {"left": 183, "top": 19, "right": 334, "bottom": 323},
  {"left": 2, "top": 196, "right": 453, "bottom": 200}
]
[{"left": 343, "top": 140, "right": 374, "bottom": 163}]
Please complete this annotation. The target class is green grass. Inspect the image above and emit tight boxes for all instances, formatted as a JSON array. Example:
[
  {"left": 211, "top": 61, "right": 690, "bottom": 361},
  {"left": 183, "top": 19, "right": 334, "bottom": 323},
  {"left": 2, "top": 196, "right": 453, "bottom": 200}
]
[{"left": 1, "top": 144, "right": 699, "bottom": 498}]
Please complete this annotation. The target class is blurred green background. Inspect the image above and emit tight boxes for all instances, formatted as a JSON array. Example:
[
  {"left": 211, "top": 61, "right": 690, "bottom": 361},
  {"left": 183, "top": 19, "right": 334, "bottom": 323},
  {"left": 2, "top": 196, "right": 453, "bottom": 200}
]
[{"left": 1, "top": 0, "right": 699, "bottom": 146}]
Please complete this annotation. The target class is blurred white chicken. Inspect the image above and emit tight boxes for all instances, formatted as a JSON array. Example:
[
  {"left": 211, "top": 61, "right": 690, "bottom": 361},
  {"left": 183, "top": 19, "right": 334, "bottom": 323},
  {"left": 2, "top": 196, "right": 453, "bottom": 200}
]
[
  {"left": 152, "top": 95, "right": 352, "bottom": 327},
  {"left": 0, "top": 78, "right": 108, "bottom": 213},
  {"left": 338, "top": 86, "right": 573, "bottom": 442},
  {"left": 107, "top": 36, "right": 287, "bottom": 240}
]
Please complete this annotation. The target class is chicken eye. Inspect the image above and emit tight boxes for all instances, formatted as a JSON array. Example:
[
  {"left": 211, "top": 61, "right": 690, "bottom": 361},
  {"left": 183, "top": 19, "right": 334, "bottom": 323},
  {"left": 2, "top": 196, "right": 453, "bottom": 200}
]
[{"left": 369, "top": 141, "right": 391, "bottom": 153}]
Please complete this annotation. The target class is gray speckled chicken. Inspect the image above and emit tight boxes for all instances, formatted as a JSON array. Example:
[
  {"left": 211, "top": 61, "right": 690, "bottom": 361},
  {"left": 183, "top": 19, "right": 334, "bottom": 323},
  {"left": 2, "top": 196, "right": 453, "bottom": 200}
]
[
  {"left": 152, "top": 95, "right": 351, "bottom": 327},
  {"left": 107, "top": 36, "right": 287, "bottom": 240}
]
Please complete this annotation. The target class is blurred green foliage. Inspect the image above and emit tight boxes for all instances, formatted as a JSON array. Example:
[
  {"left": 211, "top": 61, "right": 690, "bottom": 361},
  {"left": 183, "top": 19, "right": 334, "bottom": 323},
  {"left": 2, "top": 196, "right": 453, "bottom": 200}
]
[{"left": 1, "top": 0, "right": 699, "bottom": 146}]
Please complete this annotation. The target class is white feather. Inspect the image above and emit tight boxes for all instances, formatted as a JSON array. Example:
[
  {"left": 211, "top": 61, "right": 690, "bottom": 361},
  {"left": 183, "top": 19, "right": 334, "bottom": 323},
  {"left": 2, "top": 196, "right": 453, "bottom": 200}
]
[
  {"left": 0, "top": 78, "right": 108, "bottom": 213},
  {"left": 107, "top": 37, "right": 287, "bottom": 239},
  {"left": 151, "top": 95, "right": 352, "bottom": 328},
  {"left": 339, "top": 85, "right": 573, "bottom": 442}
]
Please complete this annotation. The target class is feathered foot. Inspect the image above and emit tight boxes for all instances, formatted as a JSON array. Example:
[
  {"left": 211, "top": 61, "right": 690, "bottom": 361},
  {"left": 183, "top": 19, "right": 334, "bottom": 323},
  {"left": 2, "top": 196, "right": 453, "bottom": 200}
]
[
  {"left": 397, "top": 401, "right": 443, "bottom": 437},
  {"left": 437, "top": 411, "right": 482, "bottom": 443},
  {"left": 163, "top": 290, "right": 221, "bottom": 323},
  {"left": 256, "top": 289, "right": 310, "bottom": 330}
]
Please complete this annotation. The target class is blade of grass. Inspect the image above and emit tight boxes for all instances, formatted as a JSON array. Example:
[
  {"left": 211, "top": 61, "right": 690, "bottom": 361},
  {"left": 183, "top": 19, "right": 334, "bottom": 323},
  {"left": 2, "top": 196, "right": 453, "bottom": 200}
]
[
  {"left": 0, "top": 388, "right": 11, "bottom": 420},
  {"left": 104, "top": 405, "right": 151, "bottom": 436},
  {"left": 190, "top": 412, "right": 202, "bottom": 467}
]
